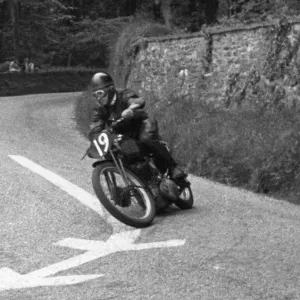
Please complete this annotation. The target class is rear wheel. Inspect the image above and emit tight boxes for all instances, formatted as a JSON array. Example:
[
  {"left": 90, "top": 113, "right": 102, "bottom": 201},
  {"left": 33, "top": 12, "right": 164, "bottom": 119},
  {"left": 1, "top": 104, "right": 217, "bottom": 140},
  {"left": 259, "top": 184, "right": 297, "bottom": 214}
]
[
  {"left": 92, "top": 162, "right": 156, "bottom": 228},
  {"left": 174, "top": 185, "right": 194, "bottom": 209}
]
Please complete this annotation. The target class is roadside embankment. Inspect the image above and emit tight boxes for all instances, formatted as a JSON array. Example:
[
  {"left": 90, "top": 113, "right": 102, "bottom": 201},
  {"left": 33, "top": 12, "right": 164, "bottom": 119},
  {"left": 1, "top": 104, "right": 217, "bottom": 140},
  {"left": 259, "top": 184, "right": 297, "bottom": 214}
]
[{"left": 0, "top": 69, "right": 95, "bottom": 97}]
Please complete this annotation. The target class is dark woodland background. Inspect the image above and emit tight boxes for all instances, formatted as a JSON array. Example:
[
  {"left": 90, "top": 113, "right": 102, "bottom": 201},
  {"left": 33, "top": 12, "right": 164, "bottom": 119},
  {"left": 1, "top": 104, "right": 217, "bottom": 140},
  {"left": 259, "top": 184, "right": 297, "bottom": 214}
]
[{"left": 1, "top": 0, "right": 299, "bottom": 68}]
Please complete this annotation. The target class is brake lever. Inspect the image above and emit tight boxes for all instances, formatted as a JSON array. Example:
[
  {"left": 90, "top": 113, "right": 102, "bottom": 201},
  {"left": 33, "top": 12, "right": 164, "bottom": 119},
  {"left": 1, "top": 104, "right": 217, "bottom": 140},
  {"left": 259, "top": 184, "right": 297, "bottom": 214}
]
[
  {"left": 110, "top": 118, "right": 125, "bottom": 133},
  {"left": 115, "top": 118, "right": 125, "bottom": 124}
]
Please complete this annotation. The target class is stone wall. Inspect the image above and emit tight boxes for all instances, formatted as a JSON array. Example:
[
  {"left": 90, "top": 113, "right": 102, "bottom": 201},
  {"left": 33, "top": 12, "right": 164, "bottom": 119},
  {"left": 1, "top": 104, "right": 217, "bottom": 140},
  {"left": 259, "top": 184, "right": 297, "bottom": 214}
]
[
  {"left": 127, "top": 18, "right": 300, "bottom": 102},
  {"left": 128, "top": 34, "right": 207, "bottom": 100}
]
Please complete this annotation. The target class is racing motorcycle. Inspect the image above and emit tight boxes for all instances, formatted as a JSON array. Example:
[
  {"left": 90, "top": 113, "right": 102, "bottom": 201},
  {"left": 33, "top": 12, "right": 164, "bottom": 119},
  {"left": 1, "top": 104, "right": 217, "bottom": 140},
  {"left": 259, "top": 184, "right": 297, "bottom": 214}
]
[{"left": 90, "top": 119, "right": 193, "bottom": 228}]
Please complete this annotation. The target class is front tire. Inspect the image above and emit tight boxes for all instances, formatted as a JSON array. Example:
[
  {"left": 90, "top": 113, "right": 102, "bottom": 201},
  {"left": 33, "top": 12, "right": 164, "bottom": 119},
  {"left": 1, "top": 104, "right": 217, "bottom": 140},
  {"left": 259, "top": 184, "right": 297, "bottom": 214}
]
[{"left": 92, "top": 162, "right": 156, "bottom": 228}]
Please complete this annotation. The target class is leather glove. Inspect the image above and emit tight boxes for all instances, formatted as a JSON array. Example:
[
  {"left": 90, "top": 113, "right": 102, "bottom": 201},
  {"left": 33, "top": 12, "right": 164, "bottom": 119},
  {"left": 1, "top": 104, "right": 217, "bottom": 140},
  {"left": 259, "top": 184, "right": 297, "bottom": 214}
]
[
  {"left": 111, "top": 119, "right": 125, "bottom": 132},
  {"left": 121, "top": 108, "right": 134, "bottom": 120}
]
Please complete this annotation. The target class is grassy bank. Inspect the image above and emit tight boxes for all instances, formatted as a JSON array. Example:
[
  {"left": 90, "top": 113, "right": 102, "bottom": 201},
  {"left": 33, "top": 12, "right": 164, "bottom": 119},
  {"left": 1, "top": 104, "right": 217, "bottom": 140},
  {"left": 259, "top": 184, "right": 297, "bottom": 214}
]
[
  {"left": 144, "top": 94, "right": 300, "bottom": 205},
  {"left": 74, "top": 88, "right": 300, "bottom": 205}
]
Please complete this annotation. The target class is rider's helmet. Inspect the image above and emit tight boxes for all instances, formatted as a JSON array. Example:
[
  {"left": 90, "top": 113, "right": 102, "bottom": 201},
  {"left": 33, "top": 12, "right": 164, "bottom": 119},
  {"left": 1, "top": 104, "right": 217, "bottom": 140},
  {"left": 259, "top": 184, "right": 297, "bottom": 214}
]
[{"left": 90, "top": 72, "right": 116, "bottom": 107}]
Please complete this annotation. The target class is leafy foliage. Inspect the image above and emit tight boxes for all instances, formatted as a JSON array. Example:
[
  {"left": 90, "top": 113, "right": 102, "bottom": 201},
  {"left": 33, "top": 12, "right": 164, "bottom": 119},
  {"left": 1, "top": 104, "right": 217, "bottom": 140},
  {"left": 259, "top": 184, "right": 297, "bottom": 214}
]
[
  {"left": 141, "top": 85, "right": 300, "bottom": 204},
  {"left": 0, "top": 68, "right": 95, "bottom": 96},
  {"left": 220, "top": 18, "right": 300, "bottom": 113},
  {"left": 0, "top": 0, "right": 71, "bottom": 59},
  {"left": 68, "top": 17, "right": 131, "bottom": 67},
  {"left": 1, "top": 0, "right": 300, "bottom": 67},
  {"left": 228, "top": 0, "right": 271, "bottom": 18},
  {"left": 109, "top": 20, "right": 172, "bottom": 88},
  {"left": 73, "top": 19, "right": 172, "bottom": 140}
]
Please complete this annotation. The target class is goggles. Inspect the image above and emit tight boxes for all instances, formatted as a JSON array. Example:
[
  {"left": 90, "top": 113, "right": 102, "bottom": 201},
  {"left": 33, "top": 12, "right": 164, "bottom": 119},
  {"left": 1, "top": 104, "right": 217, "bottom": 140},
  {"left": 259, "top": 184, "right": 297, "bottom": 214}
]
[{"left": 92, "top": 89, "right": 107, "bottom": 100}]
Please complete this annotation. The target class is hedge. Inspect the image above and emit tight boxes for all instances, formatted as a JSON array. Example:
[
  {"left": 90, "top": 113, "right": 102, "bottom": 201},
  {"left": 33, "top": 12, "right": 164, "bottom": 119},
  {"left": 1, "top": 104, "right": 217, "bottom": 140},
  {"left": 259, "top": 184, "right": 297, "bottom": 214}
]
[{"left": 0, "top": 70, "right": 96, "bottom": 96}]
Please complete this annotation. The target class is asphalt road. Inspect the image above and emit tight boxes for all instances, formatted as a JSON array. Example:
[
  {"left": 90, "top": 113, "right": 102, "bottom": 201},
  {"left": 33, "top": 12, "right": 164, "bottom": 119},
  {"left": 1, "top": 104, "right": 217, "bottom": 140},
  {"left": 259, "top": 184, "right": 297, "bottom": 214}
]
[{"left": 0, "top": 93, "right": 299, "bottom": 300}]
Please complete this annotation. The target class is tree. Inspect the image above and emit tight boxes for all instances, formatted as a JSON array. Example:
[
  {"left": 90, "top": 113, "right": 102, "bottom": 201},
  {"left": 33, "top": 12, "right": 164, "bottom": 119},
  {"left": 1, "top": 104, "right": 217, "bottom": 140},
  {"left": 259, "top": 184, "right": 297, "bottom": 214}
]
[
  {"left": 119, "top": 0, "right": 137, "bottom": 16},
  {"left": 0, "top": 0, "right": 71, "bottom": 61},
  {"left": 227, "top": 0, "right": 271, "bottom": 19},
  {"left": 151, "top": 0, "right": 173, "bottom": 29},
  {"left": 9, "top": 0, "right": 19, "bottom": 56},
  {"left": 160, "top": 0, "right": 172, "bottom": 29},
  {"left": 70, "top": 16, "right": 130, "bottom": 67},
  {"left": 0, "top": 0, "right": 20, "bottom": 57},
  {"left": 171, "top": 0, "right": 219, "bottom": 31},
  {"left": 204, "top": 0, "right": 219, "bottom": 24}
]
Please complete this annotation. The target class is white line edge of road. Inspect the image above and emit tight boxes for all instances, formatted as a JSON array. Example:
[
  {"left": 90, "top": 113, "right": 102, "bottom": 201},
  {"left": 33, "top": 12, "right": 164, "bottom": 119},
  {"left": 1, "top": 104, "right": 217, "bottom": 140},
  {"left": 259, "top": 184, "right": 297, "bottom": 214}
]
[
  {"left": 2, "top": 155, "right": 187, "bottom": 291},
  {"left": 8, "top": 155, "right": 130, "bottom": 234}
]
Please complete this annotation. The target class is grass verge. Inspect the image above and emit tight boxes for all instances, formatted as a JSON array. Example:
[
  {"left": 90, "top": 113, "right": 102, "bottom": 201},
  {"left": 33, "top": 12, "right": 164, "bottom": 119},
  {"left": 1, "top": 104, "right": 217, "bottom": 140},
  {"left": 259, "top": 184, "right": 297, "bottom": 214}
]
[{"left": 144, "top": 93, "right": 300, "bottom": 205}]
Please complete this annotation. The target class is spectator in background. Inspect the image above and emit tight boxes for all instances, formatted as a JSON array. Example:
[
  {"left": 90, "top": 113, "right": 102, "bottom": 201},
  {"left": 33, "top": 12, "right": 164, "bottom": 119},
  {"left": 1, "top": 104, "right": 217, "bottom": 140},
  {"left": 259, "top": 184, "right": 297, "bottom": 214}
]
[
  {"left": 9, "top": 58, "right": 21, "bottom": 72},
  {"left": 23, "top": 57, "right": 29, "bottom": 73},
  {"left": 28, "top": 61, "right": 35, "bottom": 73},
  {"left": 23, "top": 57, "right": 35, "bottom": 73}
]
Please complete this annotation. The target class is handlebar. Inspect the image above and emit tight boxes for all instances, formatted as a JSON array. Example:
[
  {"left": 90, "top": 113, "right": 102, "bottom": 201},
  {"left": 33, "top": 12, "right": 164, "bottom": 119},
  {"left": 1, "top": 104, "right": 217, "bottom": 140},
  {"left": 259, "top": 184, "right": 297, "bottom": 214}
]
[
  {"left": 114, "top": 118, "right": 125, "bottom": 125},
  {"left": 110, "top": 118, "right": 125, "bottom": 133}
]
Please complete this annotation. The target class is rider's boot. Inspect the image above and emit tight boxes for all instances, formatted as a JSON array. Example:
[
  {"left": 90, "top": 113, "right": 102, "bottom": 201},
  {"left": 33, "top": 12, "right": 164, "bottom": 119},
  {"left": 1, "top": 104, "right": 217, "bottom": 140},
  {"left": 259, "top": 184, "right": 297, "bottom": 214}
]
[
  {"left": 169, "top": 164, "right": 188, "bottom": 181},
  {"left": 141, "top": 139, "right": 187, "bottom": 181}
]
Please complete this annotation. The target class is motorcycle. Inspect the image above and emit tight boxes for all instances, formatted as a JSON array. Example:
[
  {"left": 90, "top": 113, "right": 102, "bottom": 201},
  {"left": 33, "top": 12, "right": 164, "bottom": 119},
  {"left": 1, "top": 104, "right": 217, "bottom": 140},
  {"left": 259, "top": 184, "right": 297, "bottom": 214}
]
[{"left": 90, "top": 119, "right": 194, "bottom": 228}]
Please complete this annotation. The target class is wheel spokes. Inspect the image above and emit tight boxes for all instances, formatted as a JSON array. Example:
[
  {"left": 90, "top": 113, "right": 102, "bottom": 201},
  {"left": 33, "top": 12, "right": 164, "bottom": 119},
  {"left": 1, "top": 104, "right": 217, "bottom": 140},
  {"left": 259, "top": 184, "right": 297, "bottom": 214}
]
[{"left": 100, "top": 168, "right": 151, "bottom": 219}]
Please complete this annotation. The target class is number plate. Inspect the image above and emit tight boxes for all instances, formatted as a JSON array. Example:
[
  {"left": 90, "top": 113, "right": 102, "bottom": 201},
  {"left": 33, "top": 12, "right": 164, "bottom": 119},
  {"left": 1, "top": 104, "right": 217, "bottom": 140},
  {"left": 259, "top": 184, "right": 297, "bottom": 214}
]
[{"left": 93, "top": 130, "right": 112, "bottom": 158}]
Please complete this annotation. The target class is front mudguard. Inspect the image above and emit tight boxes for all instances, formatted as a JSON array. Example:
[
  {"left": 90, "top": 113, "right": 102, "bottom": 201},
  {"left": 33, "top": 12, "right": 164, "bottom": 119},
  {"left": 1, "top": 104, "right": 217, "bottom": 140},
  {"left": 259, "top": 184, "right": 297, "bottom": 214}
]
[{"left": 92, "top": 159, "right": 111, "bottom": 168}]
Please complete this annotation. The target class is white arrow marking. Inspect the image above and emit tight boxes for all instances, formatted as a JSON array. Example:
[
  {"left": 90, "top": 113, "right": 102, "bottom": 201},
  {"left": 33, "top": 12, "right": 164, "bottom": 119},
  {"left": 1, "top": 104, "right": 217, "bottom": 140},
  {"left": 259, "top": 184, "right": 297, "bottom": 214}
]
[
  {"left": 6, "top": 155, "right": 187, "bottom": 291},
  {"left": 0, "top": 230, "right": 185, "bottom": 291},
  {"left": 8, "top": 155, "right": 129, "bottom": 233},
  {"left": 0, "top": 268, "right": 102, "bottom": 290}
]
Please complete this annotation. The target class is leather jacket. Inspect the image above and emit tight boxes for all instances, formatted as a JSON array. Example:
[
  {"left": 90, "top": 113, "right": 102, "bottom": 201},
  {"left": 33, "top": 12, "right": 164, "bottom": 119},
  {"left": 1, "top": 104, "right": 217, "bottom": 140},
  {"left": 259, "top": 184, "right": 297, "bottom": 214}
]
[{"left": 88, "top": 88, "right": 148, "bottom": 141}]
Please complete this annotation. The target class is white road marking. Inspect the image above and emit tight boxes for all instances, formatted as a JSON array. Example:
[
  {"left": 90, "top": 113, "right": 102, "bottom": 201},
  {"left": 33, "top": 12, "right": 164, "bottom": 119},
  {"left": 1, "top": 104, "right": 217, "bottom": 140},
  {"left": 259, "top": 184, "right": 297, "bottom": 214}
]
[
  {"left": 8, "top": 155, "right": 127, "bottom": 233},
  {"left": 0, "top": 268, "right": 102, "bottom": 290},
  {"left": 5, "top": 155, "right": 187, "bottom": 291},
  {"left": 0, "top": 230, "right": 185, "bottom": 291}
]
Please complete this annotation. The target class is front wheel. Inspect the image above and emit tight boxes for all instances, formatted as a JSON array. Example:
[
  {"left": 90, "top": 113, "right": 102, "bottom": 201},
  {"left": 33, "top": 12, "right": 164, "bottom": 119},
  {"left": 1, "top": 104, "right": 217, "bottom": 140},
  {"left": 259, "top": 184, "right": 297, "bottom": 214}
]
[{"left": 92, "top": 162, "right": 156, "bottom": 228}]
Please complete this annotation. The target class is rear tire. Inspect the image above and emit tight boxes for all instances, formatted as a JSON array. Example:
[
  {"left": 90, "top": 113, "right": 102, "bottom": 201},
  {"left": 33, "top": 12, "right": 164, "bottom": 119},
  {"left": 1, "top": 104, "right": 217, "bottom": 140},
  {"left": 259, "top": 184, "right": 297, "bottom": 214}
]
[
  {"left": 174, "top": 186, "right": 194, "bottom": 209},
  {"left": 92, "top": 162, "right": 156, "bottom": 228}
]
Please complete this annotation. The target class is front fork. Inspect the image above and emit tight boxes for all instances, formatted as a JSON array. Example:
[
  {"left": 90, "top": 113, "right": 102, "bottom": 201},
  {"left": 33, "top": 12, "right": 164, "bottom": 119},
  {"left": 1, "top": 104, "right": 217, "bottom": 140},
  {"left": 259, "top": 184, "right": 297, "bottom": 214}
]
[{"left": 109, "top": 150, "right": 130, "bottom": 187}]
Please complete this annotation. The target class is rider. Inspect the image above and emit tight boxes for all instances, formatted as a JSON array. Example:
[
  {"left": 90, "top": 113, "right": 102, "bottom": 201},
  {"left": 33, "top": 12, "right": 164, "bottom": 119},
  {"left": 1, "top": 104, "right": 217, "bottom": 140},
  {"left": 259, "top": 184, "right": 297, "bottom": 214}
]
[{"left": 87, "top": 71, "right": 187, "bottom": 181}]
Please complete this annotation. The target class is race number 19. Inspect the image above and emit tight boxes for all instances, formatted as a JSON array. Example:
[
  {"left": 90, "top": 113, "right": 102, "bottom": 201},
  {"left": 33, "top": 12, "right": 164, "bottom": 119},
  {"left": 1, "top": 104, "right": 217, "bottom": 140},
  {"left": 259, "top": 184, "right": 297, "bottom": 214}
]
[{"left": 93, "top": 132, "right": 111, "bottom": 157}]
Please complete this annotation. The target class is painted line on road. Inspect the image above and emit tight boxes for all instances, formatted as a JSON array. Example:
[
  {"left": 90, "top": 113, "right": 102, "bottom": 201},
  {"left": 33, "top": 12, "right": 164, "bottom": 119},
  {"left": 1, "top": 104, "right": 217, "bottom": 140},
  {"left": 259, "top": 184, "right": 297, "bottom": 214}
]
[
  {"left": 8, "top": 155, "right": 127, "bottom": 233},
  {"left": 0, "top": 230, "right": 186, "bottom": 291},
  {"left": 4, "top": 155, "right": 187, "bottom": 291}
]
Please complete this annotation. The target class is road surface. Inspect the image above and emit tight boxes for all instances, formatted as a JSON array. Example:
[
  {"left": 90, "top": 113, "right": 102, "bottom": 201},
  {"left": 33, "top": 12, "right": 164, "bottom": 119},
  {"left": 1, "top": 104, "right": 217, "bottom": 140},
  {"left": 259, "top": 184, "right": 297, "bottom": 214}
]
[{"left": 0, "top": 93, "right": 299, "bottom": 300}]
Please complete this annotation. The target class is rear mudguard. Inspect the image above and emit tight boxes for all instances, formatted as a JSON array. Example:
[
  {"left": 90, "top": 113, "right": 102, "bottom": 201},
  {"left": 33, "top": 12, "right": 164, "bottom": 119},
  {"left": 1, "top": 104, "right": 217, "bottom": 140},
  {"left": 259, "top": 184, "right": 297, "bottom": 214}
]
[{"left": 175, "top": 177, "right": 191, "bottom": 188}]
